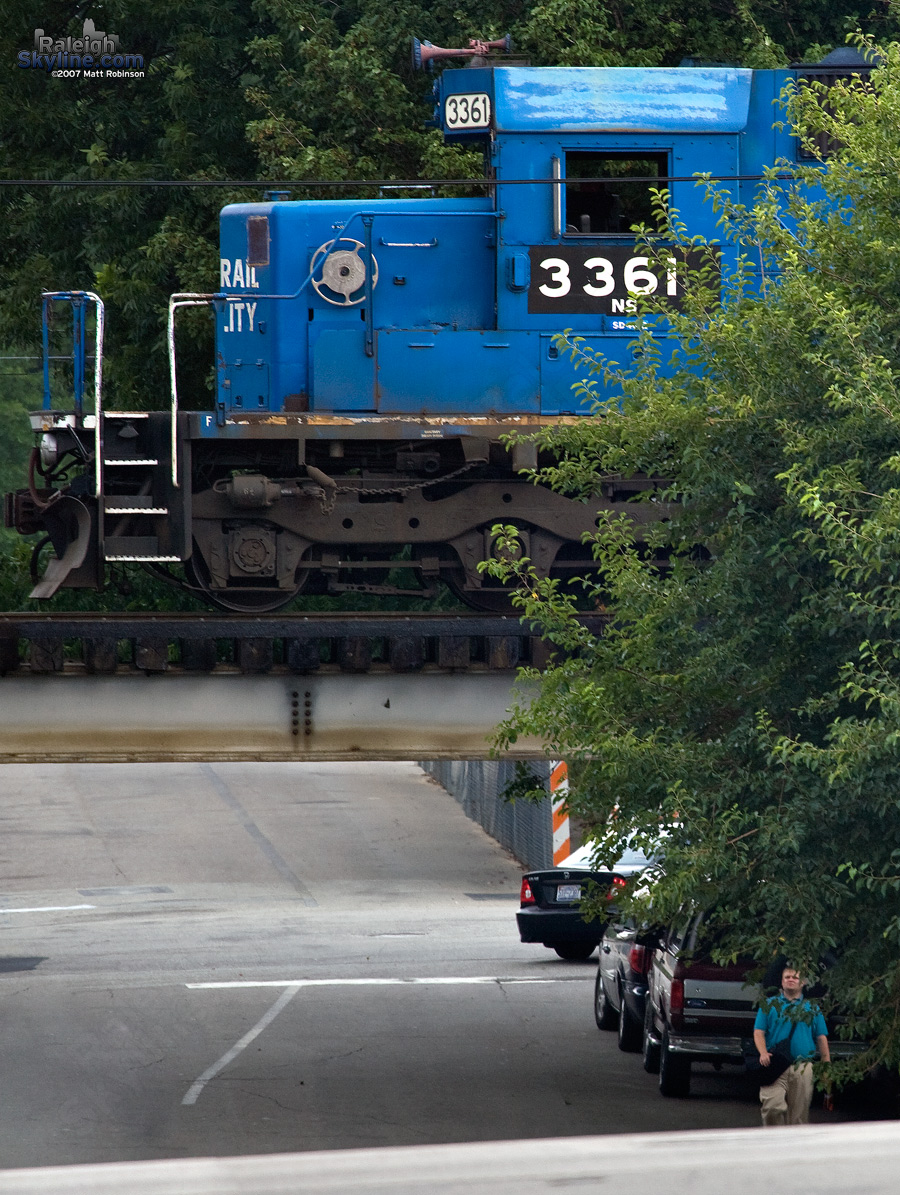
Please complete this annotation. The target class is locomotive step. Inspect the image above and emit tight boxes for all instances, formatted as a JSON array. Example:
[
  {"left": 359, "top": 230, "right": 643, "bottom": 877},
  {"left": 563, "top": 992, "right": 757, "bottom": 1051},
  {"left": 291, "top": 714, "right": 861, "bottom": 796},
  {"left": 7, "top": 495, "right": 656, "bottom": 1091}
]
[
  {"left": 104, "top": 496, "right": 168, "bottom": 514},
  {"left": 104, "top": 555, "right": 181, "bottom": 563},
  {"left": 104, "top": 535, "right": 162, "bottom": 558},
  {"left": 105, "top": 495, "right": 158, "bottom": 507},
  {"left": 104, "top": 508, "right": 168, "bottom": 516},
  {"left": 103, "top": 458, "right": 160, "bottom": 466}
]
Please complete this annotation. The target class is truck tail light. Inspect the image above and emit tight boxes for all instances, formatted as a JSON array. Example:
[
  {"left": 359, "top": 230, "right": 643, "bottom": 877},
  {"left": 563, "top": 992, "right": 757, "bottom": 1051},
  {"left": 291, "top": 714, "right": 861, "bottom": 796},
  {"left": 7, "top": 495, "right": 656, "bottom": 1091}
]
[
  {"left": 607, "top": 875, "right": 627, "bottom": 901},
  {"left": 629, "top": 943, "right": 650, "bottom": 975},
  {"left": 520, "top": 878, "right": 536, "bottom": 906},
  {"left": 670, "top": 978, "right": 684, "bottom": 1013}
]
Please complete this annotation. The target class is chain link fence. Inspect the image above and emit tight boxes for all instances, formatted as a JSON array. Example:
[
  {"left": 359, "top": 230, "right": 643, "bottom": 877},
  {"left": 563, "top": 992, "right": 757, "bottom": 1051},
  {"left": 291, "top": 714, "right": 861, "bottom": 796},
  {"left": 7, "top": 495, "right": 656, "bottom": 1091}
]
[{"left": 419, "top": 759, "right": 552, "bottom": 869}]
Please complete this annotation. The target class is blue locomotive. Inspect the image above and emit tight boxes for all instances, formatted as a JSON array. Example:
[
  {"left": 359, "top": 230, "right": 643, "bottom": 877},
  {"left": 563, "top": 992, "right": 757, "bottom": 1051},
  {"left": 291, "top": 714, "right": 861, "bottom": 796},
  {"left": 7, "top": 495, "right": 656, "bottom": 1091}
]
[{"left": 8, "top": 48, "right": 864, "bottom": 610}]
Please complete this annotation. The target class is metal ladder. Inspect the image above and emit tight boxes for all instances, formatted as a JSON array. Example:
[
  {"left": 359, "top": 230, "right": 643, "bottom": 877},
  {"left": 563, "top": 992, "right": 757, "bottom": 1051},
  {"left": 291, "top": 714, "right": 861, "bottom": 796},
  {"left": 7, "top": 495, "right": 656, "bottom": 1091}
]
[
  {"left": 40, "top": 292, "right": 182, "bottom": 568},
  {"left": 101, "top": 411, "right": 179, "bottom": 563}
]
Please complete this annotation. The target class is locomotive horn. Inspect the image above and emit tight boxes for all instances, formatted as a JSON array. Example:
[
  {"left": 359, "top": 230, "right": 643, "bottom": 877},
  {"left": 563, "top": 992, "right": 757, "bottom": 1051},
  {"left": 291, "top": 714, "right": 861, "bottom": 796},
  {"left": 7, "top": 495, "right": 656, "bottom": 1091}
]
[{"left": 412, "top": 33, "right": 511, "bottom": 71}]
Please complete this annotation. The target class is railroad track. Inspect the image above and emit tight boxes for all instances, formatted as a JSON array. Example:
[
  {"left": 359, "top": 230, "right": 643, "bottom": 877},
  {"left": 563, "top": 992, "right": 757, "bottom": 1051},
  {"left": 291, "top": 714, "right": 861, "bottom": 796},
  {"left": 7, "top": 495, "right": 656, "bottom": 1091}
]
[{"left": 0, "top": 612, "right": 607, "bottom": 676}]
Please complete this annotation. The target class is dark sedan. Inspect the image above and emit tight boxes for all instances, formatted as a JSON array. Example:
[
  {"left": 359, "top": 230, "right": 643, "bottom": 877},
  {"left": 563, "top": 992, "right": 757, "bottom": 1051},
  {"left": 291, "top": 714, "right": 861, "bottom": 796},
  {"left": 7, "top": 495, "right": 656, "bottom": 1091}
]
[{"left": 517, "top": 844, "right": 651, "bottom": 961}]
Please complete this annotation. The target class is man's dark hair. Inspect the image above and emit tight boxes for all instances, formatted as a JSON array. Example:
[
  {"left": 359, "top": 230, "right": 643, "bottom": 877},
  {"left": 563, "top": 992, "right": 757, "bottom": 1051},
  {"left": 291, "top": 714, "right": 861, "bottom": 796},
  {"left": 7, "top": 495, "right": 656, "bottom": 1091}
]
[{"left": 762, "top": 954, "right": 789, "bottom": 990}]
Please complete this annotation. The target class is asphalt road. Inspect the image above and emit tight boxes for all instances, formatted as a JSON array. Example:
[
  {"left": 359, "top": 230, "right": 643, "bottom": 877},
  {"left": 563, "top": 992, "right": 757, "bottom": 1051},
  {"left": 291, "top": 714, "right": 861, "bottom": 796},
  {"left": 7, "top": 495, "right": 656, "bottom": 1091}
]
[{"left": 0, "top": 761, "right": 799, "bottom": 1168}]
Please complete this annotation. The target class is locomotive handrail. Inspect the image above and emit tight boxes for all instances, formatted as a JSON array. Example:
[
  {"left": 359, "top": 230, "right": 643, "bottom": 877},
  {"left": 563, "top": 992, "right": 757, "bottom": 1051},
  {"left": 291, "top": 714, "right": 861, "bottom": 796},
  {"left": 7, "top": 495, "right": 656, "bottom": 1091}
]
[
  {"left": 168, "top": 295, "right": 217, "bottom": 487},
  {"left": 551, "top": 156, "right": 564, "bottom": 237},
  {"left": 363, "top": 215, "right": 375, "bottom": 355},
  {"left": 378, "top": 238, "right": 438, "bottom": 247},
  {"left": 40, "top": 291, "right": 105, "bottom": 499}
]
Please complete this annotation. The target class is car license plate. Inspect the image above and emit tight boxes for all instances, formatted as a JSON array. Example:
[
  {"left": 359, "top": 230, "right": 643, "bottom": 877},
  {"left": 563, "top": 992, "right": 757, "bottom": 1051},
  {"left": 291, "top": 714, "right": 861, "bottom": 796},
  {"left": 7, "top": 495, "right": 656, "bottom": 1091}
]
[{"left": 557, "top": 884, "right": 581, "bottom": 901}]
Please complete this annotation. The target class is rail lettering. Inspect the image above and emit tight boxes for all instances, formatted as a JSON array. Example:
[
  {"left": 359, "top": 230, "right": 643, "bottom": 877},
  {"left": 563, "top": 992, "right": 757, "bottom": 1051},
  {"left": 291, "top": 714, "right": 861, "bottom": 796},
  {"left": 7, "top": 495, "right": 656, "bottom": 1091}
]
[{"left": 220, "top": 259, "right": 260, "bottom": 289}]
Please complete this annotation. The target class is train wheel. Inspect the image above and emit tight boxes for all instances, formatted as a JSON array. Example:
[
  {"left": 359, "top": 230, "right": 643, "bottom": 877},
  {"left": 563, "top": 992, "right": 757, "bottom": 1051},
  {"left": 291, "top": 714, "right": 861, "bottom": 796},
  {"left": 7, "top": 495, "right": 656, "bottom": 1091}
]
[
  {"left": 444, "top": 534, "right": 601, "bottom": 612},
  {"left": 443, "top": 572, "right": 516, "bottom": 612},
  {"left": 184, "top": 556, "right": 309, "bottom": 614}
]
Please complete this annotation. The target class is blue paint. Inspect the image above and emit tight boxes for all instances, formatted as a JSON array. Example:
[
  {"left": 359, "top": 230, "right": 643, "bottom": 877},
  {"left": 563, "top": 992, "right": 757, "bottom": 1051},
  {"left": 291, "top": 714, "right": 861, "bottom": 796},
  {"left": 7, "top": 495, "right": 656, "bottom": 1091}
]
[
  {"left": 491, "top": 68, "right": 754, "bottom": 133},
  {"left": 16, "top": 58, "right": 868, "bottom": 609},
  {"left": 213, "top": 64, "right": 819, "bottom": 420}
]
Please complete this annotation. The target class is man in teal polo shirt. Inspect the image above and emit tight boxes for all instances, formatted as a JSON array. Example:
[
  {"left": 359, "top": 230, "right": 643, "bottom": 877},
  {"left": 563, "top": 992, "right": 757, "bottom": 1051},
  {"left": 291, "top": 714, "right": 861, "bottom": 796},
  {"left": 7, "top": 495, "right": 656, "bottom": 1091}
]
[{"left": 752, "top": 965, "right": 831, "bottom": 1126}]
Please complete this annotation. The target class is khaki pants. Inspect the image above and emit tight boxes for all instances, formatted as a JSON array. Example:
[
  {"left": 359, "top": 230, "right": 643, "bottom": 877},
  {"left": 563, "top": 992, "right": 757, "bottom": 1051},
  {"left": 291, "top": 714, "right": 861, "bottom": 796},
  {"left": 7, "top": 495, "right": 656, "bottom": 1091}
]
[{"left": 759, "top": 1061, "right": 814, "bottom": 1126}]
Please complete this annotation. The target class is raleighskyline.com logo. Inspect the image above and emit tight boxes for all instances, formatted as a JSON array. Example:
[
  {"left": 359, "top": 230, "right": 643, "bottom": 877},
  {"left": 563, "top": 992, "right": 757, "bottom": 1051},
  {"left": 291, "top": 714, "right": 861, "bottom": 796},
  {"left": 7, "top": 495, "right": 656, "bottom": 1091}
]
[{"left": 18, "top": 19, "right": 145, "bottom": 76}]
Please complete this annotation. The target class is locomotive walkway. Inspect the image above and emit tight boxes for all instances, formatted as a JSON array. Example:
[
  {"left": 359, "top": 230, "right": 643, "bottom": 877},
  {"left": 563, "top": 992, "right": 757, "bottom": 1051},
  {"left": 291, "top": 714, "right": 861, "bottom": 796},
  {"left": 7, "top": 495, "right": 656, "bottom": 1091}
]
[{"left": 0, "top": 612, "right": 601, "bottom": 762}]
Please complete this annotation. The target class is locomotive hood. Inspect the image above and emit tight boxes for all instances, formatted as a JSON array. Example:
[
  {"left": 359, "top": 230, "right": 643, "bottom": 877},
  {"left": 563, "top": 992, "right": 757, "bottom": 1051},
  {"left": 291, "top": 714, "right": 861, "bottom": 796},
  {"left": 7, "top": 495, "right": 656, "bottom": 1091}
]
[{"left": 440, "top": 65, "right": 756, "bottom": 136}]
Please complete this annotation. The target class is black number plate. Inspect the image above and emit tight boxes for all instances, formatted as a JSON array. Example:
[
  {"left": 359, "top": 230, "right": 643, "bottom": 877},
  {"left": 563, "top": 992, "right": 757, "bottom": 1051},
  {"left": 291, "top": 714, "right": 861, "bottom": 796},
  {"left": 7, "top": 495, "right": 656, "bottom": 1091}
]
[{"left": 527, "top": 245, "right": 718, "bottom": 315}]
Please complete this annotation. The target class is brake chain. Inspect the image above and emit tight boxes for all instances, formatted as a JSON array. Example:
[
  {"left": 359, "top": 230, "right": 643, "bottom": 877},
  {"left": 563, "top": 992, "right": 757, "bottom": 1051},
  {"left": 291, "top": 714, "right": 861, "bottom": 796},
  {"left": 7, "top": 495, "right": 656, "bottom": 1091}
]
[{"left": 319, "top": 460, "right": 479, "bottom": 514}]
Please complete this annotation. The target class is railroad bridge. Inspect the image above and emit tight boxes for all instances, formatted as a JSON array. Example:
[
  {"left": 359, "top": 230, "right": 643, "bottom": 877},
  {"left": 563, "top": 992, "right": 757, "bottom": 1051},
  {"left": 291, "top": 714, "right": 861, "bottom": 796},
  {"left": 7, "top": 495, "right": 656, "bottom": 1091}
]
[{"left": 0, "top": 613, "right": 599, "bottom": 762}]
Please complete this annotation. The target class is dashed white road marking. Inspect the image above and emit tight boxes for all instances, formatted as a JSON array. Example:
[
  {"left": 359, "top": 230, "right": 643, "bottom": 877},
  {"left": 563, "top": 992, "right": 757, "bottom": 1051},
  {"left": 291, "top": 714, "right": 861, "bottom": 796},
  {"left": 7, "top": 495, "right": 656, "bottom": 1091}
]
[{"left": 0, "top": 904, "right": 96, "bottom": 914}]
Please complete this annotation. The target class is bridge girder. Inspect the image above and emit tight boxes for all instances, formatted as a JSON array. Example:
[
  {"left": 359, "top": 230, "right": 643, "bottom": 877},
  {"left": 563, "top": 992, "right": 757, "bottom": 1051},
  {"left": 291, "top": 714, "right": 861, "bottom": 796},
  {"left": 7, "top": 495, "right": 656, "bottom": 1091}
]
[{"left": 0, "top": 672, "right": 542, "bottom": 762}]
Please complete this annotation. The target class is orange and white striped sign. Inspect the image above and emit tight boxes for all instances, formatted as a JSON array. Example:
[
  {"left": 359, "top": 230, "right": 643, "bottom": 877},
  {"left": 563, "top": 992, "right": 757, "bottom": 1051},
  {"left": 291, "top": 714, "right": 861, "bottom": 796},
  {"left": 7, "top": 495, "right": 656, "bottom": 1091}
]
[{"left": 549, "top": 760, "right": 571, "bottom": 865}]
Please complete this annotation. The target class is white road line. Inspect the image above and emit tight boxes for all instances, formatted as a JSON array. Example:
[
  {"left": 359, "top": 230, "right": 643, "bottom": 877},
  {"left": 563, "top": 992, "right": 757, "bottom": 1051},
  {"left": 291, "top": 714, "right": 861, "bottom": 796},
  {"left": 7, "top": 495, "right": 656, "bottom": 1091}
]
[
  {"left": 0, "top": 904, "right": 96, "bottom": 914},
  {"left": 182, "top": 983, "right": 302, "bottom": 1106},
  {"left": 181, "top": 976, "right": 589, "bottom": 1105},
  {"left": 186, "top": 976, "right": 588, "bottom": 990}
]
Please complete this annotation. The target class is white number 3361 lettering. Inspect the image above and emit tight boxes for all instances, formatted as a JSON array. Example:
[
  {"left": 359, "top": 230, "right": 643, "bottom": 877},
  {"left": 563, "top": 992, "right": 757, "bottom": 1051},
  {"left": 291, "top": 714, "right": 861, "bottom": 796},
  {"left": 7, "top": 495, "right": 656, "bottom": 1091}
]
[
  {"left": 538, "top": 257, "right": 571, "bottom": 297},
  {"left": 445, "top": 93, "right": 491, "bottom": 129}
]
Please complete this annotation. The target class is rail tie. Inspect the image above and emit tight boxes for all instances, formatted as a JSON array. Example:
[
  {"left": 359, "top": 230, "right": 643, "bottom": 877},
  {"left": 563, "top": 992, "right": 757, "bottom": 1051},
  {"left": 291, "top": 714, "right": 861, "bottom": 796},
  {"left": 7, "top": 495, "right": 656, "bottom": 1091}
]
[{"left": 0, "top": 613, "right": 606, "bottom": 677}]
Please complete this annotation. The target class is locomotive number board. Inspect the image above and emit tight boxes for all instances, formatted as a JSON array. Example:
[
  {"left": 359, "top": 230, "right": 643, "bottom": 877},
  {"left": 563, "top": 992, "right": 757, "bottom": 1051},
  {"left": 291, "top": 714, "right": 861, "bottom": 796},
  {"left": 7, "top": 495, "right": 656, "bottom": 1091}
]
[
  {"left": 527, "top": 246, "right": 719, "bottom": 315},
  {"left": 444, "top": 93, "right": 491, "bottom": 130}
]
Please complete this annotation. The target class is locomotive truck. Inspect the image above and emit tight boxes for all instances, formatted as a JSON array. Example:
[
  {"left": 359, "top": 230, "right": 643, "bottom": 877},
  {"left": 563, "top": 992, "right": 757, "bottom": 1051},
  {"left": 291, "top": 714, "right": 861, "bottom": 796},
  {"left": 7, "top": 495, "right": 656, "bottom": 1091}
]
[{"left": 5, "top": 46, "right": 866, "bottom": 611}]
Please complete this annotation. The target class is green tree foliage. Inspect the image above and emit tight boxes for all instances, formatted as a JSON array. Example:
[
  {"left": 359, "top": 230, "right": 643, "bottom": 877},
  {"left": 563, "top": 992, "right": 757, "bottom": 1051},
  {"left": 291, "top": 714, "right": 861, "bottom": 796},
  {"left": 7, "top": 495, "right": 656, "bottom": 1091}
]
[
  {"left": 0, "top": 355, "right": 42, "bottom": 606},
  {"left": 483, "top": 40, "right": 900, "bottom": 1078},
  {"left": 0, "top": 1, "right": 267, "bottom": 408},
  {"left": 243, "top": 0, "right": 895, "bottom": 193}
]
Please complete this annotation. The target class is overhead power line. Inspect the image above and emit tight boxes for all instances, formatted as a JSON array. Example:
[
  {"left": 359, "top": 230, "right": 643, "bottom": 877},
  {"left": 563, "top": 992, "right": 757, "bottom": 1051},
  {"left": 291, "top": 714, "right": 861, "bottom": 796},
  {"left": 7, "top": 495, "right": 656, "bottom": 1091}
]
[{"left": 0, "top": 174, "right": 801, "bottom": 189}]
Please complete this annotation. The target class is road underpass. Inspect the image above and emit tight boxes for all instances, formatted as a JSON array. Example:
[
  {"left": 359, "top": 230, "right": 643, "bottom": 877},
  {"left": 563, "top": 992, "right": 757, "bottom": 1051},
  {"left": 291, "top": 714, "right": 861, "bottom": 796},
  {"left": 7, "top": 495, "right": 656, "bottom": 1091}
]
[{"left": 0, "top": 759, "right": 797, "bottom": 1174}]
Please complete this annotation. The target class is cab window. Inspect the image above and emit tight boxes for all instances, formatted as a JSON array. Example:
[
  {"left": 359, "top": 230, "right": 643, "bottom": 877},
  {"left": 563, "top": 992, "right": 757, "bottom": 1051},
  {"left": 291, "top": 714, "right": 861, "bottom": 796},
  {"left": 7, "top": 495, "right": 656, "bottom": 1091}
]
[
  {"left": 565, "top": 152, "right": 668, "bottom": 236},
  {"left": 247, "top": 216, "right": 270, "bottom": 267}
]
